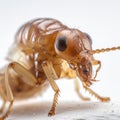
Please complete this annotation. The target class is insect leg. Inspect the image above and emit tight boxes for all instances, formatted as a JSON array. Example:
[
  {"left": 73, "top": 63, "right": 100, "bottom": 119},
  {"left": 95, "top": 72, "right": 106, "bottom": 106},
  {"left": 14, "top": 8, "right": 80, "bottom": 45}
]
[
  {"left": 0, "top": 65, "right": 15, "bottom": 120},
  {"left": 83, "top": 83, "right": 110, "bottom": 102},
  {"left": 42, "top": 61, "right": 60, "bottom": 116},
  {"left": 91, "top": 59, "right": 101, "bottom": 80},
  {"left": 74, "top": 79, "right": 90, "bottom": 101},
  {"left": 0, "top": 86, "right": 7, "bottom": 113},
  {"left": 0, "top": 62, "right": 39, "bottom": 119},
  {"left": 8, "top": 62, "right": 38, "bottom": 86}
]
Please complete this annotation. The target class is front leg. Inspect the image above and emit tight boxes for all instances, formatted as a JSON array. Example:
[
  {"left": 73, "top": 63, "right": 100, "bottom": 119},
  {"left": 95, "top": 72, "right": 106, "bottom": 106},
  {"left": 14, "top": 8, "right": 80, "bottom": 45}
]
[
  {"left": 83, "top": 83, "right": 110, "bottom": 102},
  {"left": 42, "top": 61, "right": 60, "bottom": 116},
  {"left": 74, "top": 79, "right": 90, "bottom": 101}
]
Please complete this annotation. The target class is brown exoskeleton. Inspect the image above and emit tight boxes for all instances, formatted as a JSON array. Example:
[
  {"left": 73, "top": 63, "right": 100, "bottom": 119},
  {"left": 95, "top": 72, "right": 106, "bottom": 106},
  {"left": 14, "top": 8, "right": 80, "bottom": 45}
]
[{"left": 0, "top": 18, "right": 120, "bottom": 119}]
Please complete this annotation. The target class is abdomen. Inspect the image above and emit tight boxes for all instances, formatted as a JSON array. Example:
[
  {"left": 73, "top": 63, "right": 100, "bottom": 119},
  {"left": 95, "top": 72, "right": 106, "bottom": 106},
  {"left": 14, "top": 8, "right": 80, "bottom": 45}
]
[
  {"left": 7, "top": 18, "right": 67, "bottom": 65},
  {"left": 15, "top": 18, "right": 67, "bottom": 50}
]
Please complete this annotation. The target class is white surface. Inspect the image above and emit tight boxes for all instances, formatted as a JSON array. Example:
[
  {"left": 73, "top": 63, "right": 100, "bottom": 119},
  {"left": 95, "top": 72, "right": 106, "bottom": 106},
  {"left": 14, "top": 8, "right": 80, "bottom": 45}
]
[
  {"left": 0, "top": 0, "right": 120, "bottom": 119},
  {"left": 7, "top": 100, "right": 120, "bottom": 120}
]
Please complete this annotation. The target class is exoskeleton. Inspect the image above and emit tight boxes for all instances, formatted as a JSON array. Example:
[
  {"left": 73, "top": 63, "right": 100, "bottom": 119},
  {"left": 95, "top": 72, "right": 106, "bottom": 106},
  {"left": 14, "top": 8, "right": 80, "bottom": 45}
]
[{"left": 0, "top": 18, "right": 120, "bottom": 119}]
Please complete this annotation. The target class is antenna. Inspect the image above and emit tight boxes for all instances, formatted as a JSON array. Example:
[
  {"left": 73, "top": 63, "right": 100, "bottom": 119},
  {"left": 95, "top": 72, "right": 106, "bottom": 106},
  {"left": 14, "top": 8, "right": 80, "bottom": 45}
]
[{"left": 89, "top": 46, "right": 120, "bottom": 55}]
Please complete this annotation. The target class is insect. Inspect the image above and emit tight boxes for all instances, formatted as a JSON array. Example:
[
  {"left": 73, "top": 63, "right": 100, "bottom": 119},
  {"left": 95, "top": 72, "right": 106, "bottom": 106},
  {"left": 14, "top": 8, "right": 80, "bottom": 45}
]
[{"left": 0, "top": 18, "right": 120, "bottom": 120}]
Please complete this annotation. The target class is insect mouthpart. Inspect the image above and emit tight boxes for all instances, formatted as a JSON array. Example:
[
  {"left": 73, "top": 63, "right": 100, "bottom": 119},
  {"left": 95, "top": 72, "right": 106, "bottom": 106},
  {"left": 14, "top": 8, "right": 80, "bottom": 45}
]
[
  {"left": 75, "top": 57, "right": 93, "bottom": 86},
  {"left": 77, "top": 63, "right": 99, "bottom": 87}
]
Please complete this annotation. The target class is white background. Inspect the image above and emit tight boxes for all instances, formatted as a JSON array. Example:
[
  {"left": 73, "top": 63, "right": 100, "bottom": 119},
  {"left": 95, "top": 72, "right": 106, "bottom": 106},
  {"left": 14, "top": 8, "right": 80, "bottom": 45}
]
[{"left": 0, "top": 0, "right": 120, "bottom": 119}]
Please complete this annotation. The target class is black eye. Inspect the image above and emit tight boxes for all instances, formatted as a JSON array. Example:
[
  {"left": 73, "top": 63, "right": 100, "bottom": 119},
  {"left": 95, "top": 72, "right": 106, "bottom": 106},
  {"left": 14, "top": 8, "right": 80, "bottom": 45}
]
[
  {"left": 83, "top": 69, "right": 89, "bottom": 74},
  {"left": 56, "top": 36, "right": 67, "bottom": 51}
]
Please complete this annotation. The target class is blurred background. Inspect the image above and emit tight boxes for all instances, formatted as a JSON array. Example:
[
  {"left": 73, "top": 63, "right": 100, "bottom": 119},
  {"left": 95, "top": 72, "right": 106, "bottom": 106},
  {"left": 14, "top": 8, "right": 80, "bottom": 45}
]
[{"left": 0, "top": 0, "right": 120, "bottom": 106}]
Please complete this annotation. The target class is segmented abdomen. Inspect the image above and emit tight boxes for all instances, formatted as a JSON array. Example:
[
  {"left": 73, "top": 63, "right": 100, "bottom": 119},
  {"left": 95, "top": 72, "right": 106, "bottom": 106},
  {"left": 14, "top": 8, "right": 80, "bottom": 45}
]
[{"left": 15, "top": 18, "right": 67, "bottom": 49}]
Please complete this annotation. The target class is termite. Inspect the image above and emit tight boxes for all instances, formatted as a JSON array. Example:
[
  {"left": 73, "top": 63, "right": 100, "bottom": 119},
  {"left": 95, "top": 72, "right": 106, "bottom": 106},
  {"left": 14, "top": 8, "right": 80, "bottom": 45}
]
[{"left": 0, "top": 18, "right": 120, "bottom": 120}]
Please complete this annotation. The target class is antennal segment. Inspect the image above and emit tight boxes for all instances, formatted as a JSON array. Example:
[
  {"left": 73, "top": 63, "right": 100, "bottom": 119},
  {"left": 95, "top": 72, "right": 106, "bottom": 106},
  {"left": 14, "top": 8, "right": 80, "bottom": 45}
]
[{"left": 89, "top": 46, "right": 120, "bottom": 54}]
